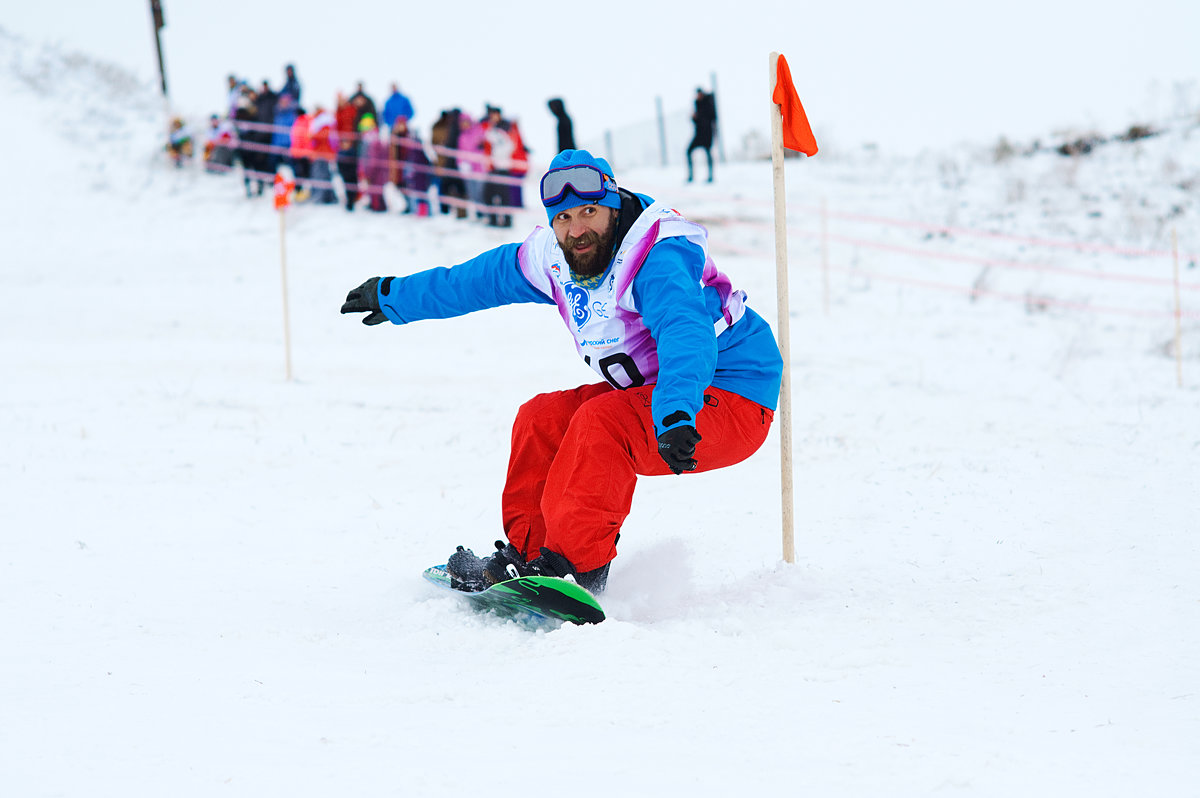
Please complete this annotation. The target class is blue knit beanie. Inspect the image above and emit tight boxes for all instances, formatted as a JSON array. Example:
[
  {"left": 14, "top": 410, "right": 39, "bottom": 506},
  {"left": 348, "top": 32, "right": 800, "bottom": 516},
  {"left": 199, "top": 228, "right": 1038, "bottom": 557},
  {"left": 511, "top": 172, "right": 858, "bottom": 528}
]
[{"left": 541, "top": 149, "right": 621, "bottom": 223}]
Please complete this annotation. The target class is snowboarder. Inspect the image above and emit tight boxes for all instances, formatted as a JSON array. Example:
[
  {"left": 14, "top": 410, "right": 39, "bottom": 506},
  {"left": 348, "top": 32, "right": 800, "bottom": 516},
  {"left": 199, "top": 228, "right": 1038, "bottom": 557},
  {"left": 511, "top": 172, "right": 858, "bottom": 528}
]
[{"left": 340, "top": 149, "right": 782, "bottom": 594}]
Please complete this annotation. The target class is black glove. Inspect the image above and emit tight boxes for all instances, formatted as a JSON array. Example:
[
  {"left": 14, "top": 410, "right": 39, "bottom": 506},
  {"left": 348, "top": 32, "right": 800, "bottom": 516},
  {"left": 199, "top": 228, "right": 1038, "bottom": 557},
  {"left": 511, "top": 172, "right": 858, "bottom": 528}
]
[
  {"left": 340, "top": 276, "right": 391, "bottom": 325},
  {"left": 657, "top": 425, "right": 702, "bottom": 475}
]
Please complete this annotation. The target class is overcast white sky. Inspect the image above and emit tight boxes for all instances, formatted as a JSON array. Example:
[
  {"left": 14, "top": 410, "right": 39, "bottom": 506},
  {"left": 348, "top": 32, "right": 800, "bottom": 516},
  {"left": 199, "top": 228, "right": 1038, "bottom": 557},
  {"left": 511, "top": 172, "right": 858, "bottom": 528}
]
[{"left": 7, "top": 0, "right": 1200, "bottom": 159}]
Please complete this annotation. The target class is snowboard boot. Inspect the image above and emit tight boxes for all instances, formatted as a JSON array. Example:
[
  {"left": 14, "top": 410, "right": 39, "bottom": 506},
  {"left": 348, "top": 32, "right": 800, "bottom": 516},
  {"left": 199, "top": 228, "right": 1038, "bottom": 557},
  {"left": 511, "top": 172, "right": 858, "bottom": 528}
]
[
  {"left": 448, "top": 540, "right": 534, "bottom": 590},
  {"left": 445, "top": 546, "right": 490, "bottom": 593},
  {"left": 483, "top": 542, "right": 611, "bottom": 595},
  {"left": 534, "top": 547, "right": 610, "bottom": 594},
  {"left": 482, "top": 541, "right": 531, "bottom": 585}
]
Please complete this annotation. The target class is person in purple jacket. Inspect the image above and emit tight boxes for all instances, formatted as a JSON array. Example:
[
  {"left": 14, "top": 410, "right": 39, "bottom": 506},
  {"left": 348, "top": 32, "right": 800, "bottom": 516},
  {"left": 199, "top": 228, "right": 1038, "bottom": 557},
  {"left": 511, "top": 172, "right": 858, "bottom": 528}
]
[{"left": 341, "top": 149, "right": 782, "bottom": 593}]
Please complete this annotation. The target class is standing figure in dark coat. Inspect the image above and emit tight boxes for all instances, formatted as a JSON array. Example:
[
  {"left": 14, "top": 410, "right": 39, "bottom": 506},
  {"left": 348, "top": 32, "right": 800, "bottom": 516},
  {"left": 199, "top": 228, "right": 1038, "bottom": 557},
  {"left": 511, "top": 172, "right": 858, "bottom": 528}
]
[
  {"left": 547, "top": 97, "right": 575, "bottom": 153},
  {"left": 431, "top": 109, "right": 468, "bottom": 218},
  {"left": 686, "top": 88, "right": 717, "bottom": 183},
  {"left": 281, "top": 64, "right": 301, "bottom": 104},
  {"left": 234, "top": 91, "right": 267, "bottom": 196}
]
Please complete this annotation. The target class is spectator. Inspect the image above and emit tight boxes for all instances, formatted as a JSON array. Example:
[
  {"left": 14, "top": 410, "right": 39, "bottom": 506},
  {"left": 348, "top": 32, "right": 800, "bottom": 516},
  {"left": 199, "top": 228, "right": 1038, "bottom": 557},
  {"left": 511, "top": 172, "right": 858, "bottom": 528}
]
[
  {"left": 289, "top": 105, "right": 313, "bottom": 201},
  {"left": 335, "top": 93, "right": 361, "bottom": 210},
  {"left": 457, "top": 113, "right": 487, "bottom": 219},
  {"left": 281, "top": 63, "right": 301, "bottom": 104},
  {"left": 166, "top": 117, "right": 193, "bottom": 167},
  {"left": 391, "top": 117, "right": 433, "bottom": 216},
  {"left": 481, "top": 105, "right": 528, "bottom": 228},
  {"left": 308, "top": 104, "right": 340, "bottom": 205},
  {"left": 357, "top": 116, "right": 389, "bottom": 213},
  {"left": 547, "top": 97, "right": 575, "bottom": 153},
  {"left": 234, "top": 90, "right": 267, "bottom": 196},
  {"left": 225, "top": 74, "right": 242, "bottom": 118},
  {"left": 257, "top": 79, "right": 278, "bottom": 121},
  {"left": 382, "top": 83, "right": 415, "bottom": 130},
  {"left": 269, "top": 92, "right": 298, "bottom": 176},
  {"left": 686, "top": 87, "right": 717, "bottom": 183},
  {"left": 204, "top": 114, "right": 236, "bottom": 173},
  {"left": 253, "top": 81, "right": 279, "bottom": 176},
  {"left": 349, "top": 82, "right": 377, "bottom": 122},
  {"left": 431, "top": 108, "right": 468, "bottom": 218}
]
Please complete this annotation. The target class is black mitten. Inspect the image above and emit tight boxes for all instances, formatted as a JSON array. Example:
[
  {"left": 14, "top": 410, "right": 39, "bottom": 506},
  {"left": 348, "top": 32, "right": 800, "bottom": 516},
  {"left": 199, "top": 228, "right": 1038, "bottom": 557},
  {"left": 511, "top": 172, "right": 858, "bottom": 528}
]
[
  {"left": 657, "top": 425, "right": 702, "bottom": 474},
  {"left": 340, "top": 276, "right": 391, "bottom": 325}
]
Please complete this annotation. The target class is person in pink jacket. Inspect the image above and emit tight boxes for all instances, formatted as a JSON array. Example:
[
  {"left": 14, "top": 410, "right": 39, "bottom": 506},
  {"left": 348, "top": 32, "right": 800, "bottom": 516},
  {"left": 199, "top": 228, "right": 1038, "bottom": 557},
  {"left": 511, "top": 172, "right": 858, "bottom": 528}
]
[
  {"left": 456, "top": 114, "right": 487, "bottom": 219},
  {"left": 357, "top": 115, "right": 390, "bottom": 212}
]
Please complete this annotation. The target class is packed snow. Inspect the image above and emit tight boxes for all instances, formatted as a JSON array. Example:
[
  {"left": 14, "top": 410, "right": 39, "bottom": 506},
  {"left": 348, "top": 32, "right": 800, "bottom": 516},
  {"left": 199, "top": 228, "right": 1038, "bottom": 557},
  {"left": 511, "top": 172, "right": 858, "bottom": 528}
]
[{"left": 2, "top": 31, "right": 1198, "bottom": 797}]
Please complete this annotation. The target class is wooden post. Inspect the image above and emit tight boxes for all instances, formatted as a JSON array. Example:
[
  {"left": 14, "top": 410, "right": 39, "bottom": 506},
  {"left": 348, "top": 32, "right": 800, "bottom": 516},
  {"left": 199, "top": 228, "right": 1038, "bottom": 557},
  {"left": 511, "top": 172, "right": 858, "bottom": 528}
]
[
  {"left": 769, "top": 52, "right": 796, "bottom": 565},
  {"left": 1173, "top": 228, "right": 1183, "bottom": 388},
  {"left": 279, "top": 211, "right": 293, "bottom": 382}
]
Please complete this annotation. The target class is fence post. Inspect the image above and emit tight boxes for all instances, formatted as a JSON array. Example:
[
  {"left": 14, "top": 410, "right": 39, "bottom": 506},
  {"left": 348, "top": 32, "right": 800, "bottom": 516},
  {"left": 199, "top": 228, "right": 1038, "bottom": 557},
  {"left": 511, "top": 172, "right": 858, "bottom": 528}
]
[
  {"left": 712, "top": 71, "right": 726, "bottom": 164},
  {"left": 821, "top": 197, "right": 830, "bottom": 316},
  {"left": 1173, "top": 227, "right": 1183, "bottom": 387},
  {"left": 655, "top": 96, "right": 668, "bottom": 167}
]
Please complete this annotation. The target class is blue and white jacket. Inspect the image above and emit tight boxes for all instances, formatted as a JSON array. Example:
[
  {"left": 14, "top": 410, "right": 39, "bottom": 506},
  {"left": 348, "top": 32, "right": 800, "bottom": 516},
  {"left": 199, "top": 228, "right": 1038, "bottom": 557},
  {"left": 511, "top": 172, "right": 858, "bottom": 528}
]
[{"left": 376, "top": 192, "right": 782, "bottom": 435}]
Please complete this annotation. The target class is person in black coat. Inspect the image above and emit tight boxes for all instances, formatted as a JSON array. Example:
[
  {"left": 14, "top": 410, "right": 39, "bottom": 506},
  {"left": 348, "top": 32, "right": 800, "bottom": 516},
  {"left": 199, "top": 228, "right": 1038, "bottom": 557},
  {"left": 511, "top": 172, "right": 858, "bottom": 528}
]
[
  {"left": 281, "top": 64, "right": 301, "bottom": 103},
  {"left": 686, "top": 88, "right": 717, "bottom": 183},
  {"left": 234, "top": 91, "right": 267, "bottom": 196},
  {"left": 547, "top": 97, "right": 575, "bottom": 153}
]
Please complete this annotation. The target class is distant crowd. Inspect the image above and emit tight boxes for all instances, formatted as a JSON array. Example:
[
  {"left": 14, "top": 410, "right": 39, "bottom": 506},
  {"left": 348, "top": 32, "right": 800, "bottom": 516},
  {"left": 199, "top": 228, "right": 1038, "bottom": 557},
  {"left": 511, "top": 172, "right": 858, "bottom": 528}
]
[{"left": 167, "top": 63, "right": 578, "bottom": 227}]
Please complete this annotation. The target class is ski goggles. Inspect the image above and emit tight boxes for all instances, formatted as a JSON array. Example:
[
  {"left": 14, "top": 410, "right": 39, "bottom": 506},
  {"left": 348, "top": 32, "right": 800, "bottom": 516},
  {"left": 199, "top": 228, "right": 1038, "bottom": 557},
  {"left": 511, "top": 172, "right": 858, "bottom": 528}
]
[{"left": 540, "top": 164, "right": 617, "bottom": 207}]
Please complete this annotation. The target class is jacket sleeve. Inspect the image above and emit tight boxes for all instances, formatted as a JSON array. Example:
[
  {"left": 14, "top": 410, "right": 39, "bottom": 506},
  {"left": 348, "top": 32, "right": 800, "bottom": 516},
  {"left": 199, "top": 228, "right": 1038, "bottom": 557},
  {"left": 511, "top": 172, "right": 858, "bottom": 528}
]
[
  {"left": 377, "top": 242, "right": 553, "bottom": 324},
  {"left": 631, "top": 237, "right": 718, "bottom": 436}
]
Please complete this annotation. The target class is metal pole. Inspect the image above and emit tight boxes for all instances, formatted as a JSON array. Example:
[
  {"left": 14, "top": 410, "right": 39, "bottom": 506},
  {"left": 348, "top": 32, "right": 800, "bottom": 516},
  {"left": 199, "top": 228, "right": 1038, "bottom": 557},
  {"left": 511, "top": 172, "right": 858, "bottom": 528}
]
[
  {"left": 655, "top": 95, "right": 668, "bottom": 168},
  {"left": 711, "top": 71, "right": 726, "bottom": 164},
  {"left": 149, "top": 0, "right": 168, "bottom": 97}
]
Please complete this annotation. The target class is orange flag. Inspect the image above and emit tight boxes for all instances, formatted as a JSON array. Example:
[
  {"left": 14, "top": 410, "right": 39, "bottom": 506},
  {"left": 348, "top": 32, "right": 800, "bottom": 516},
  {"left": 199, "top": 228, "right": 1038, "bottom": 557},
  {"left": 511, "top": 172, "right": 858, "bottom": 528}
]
[
  {"left": 273, "top": 173, "right": 295, "bottom": 210},
  {"left": 773, "top": 54, "right": 818, "bottom": 156}
]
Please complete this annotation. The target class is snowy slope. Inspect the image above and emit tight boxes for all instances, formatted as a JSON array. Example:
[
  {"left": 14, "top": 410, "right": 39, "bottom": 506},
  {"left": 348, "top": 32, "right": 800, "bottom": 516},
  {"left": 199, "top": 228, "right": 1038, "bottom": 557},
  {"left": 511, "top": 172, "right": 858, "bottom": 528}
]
[{"left": 2, "top": 34, "right": 1198, "bottom": 797}]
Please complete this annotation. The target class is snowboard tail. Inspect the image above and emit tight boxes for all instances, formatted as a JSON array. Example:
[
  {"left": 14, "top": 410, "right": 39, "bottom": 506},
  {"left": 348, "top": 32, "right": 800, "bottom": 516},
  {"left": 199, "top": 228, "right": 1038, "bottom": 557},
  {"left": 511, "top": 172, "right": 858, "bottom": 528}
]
[{"left": 423, "top": 564, "right": 605, "bottom": 628}]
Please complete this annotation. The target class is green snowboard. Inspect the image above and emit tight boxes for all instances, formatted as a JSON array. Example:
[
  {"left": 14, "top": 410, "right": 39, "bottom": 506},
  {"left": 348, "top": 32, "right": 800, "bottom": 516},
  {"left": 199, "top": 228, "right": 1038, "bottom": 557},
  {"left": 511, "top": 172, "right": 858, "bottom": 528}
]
[{"left": 422, "top": 564, "right": 605, "bottom": 629}]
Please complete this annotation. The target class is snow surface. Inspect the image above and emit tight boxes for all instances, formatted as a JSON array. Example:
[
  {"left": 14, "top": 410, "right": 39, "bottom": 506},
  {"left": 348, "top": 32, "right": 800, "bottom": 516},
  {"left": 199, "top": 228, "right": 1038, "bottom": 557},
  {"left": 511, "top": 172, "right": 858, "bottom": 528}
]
[{"left": 2, "top": 33, "right": 1199, "bottom": 798}]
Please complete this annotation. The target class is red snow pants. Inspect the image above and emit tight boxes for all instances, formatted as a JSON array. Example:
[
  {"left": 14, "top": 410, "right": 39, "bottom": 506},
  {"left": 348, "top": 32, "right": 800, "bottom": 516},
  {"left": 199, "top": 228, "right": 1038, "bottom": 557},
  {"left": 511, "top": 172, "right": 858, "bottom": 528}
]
[{"left": 501, "top": 382, "right": 774, "bottom": 573}]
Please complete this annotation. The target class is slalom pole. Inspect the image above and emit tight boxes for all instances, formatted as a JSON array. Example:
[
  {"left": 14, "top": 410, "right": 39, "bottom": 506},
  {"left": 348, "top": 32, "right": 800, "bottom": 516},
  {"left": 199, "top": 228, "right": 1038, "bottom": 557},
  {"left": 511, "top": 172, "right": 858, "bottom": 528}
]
[
  {"left": 279, "top": 209, "right": 293, "bottom": 382},
  {"left": 769, "top": 52, "right": 796, "bottom": 564},
  {"left": 274, "top": 172, "right": 295, "bottom": 382}
]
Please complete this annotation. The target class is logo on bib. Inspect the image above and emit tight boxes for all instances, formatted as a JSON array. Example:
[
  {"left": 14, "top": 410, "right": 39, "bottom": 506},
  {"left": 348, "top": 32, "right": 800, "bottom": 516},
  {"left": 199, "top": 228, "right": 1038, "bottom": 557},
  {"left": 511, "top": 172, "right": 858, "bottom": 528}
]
[{"left": 566, "top": 284, "right": 590, "bottom": 327}]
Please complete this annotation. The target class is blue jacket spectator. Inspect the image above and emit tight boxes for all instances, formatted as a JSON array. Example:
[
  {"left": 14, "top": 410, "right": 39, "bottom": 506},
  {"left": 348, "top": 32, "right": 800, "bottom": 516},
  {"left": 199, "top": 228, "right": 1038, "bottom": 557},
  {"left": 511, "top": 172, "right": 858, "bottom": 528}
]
[
  {"left": 272, "top": 93, "right": 299, "bottom": 163},
  {"left": 382, "top": 83, "right": 415, "bottom": 129}
]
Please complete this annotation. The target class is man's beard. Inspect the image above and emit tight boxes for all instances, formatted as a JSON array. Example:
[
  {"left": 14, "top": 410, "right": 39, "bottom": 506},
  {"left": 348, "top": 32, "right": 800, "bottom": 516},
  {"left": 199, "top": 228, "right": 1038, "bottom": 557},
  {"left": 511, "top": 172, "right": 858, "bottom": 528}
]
[{"left": 561, "top": 212, "right": 619, "bottom": 278}]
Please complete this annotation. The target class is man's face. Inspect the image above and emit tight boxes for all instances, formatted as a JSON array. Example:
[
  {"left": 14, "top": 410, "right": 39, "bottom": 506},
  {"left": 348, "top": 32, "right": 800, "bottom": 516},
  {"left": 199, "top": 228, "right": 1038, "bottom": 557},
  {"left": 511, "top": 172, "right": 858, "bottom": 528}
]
[{"left": 552, "top": 204, "right": 618, "bottom": 278}]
